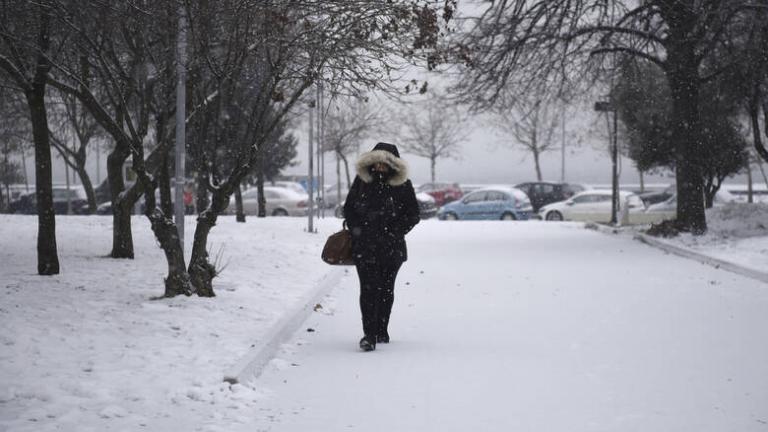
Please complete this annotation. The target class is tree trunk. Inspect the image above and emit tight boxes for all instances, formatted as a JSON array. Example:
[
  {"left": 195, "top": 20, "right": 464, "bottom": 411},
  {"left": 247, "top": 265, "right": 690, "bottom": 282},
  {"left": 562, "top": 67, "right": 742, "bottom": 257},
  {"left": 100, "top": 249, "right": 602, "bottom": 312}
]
[
  {"left": 756, "top": 154, "right": 768, "bottom": 189},
  {"left": 25, "top": 83, "right": 59, "bottom": 275},
  {"left": 142, "top": 180, "right": 192, "bottom": 297},
  {"left": 704, "top": 176, "right": 716, "bottom": 209},
  {"left": 21, "top": 149, "right": 29, "bottom": 193},
  {"left": 235, "top": 184, "right": 245, "bottom": 222},
  {"left": 336, "top": 152, "right": 342, "bottom": 206},
  {"left": 532, "top": 146, "right": 543, "bottom": 181},
  {"left": 107, "top": 146, "right": 134, "bottom": 258},
  {"left": 257, "top": 147, "right": 266, "bottom": 218},
  {"left": 75, "top": 164, "right": 97, "bottom": 214},
  {"left": 188, "top": 187, "right": 232, "bottom": 297},
  {"left": 666, "top": 36, "right": 706, "bottom": 234},
  {"left": 196, "top": 170, "right": 209, "bottom": 215},
  {"left": 257, "top": 171, "right": 266, "bottom": 218},
  {"left": 158, "top": 153, "right": 173, "bottom": 217},
  {"left": 746, "top": 153, "right": 754, "bottom": 203},
  {"left": 341, "top": 153, "right": 351, "bottom": 189},
  {"left": 749, "top": 93, "right": 768, "bottom": 164},
  {"left": 430, "top": 157, "right": 436, "bottom": 183},
  {"left": 639, "top": 169, "right": 645, "bottom": 193}
]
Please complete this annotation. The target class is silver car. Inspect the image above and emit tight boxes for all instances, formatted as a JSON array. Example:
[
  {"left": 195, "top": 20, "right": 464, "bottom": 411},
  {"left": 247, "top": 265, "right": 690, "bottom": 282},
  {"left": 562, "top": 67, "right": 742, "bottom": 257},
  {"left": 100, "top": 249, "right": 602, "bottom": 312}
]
[{"left": 229, "top": 186, "right": 311, "bottom": 216}]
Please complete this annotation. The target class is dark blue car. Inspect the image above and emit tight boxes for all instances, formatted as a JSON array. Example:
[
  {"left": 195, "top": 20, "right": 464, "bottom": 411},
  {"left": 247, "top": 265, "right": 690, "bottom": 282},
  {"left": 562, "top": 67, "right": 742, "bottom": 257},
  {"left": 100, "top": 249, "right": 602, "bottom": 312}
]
[{"left": 437, "top": 187, "right": 533, "bottom": 220}]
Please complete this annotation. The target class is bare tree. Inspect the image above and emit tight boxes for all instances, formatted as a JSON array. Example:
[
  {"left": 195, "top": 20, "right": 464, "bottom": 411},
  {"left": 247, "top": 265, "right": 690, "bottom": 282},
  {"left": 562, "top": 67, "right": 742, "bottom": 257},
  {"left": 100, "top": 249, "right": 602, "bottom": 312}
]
[
  {"left": 494, "top": 97, "right": 560, "bottom": 181},
  {"left": 48, "top": 94, "right": 102, "bottom": 213},
  {"left": 323, "top": 100, "right": 380, "bottom": 195},
  {"left": 0, "top": 0, "right": 61, "bottom": 274},
  {"left": 181, "top": 0, "right": 453, "bottom": 297},
  {"left": 0, "top": 89, "right": 29, "bottom": 209},
  {"left": 452, "top": 1, "right": 761, "bottom": 234},
  {"left": 396, "top": 94, "right": 466, "bottom": 183}
]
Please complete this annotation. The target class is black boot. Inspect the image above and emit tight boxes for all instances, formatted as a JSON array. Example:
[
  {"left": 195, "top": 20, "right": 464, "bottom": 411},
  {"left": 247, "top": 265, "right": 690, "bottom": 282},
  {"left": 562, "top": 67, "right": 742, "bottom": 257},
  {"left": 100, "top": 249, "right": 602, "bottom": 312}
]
[
  {"left": 376, "top": 331, "right": 390, "bottom": 344},
  {"left": 359, "top": 335, "right": 376, "bottom": 352}
]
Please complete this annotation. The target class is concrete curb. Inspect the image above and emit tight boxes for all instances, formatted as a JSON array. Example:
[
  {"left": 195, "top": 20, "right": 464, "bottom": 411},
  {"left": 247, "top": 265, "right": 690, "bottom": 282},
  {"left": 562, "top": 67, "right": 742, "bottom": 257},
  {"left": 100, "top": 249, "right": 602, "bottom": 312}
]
[
  {"left": 223, "top": 266, "right": 348, "bottom": 385},
  {"left": 585, "top": 222, "right": 768, "bottom": 284},
  {"left": 633, "top": 232, "right": 768, "bottom": 284}
]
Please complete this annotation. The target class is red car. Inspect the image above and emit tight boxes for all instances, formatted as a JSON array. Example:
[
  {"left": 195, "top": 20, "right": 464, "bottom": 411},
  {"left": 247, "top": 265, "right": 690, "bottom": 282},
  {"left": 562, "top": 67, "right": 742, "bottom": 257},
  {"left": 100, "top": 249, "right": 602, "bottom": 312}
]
[{"left": 416, "top": 182, "right": 464, "bottom": 207}]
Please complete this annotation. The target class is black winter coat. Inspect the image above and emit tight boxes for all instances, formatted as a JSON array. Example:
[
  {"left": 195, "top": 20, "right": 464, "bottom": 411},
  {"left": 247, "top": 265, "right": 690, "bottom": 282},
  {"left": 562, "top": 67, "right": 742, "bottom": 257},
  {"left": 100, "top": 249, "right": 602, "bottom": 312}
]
[{"left": 343, "top": 176, "right": 420, "bottom": 264}]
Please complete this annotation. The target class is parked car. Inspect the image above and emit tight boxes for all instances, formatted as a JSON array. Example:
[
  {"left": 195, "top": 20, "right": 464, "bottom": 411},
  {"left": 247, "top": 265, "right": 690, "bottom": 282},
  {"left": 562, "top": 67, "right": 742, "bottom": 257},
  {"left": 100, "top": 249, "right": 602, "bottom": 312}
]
[
  {"left": 644, "top": 190, "right": 738, "bottom": 221},
  {"left": 512, "top": 181, "right": 589, "bottom": 212},
  {"left": 270, "top": 181, "right": 306, "bottom": 195},
  {"left": 323, "top": 183, "right": 350, "bottom": 209},
  {"left": 638, "top": 184, "right": 676, "bottom": 206},
  {"left": 227, "top": 186, "right": 311, "bottom": 216},
  {"left": 10, "top": 187, "right": 90, "bottom": 215},
  {"left": 334, "top": 191, "right": 439, "bottom": 220},
  {"left": 538, "top": 190, "right": 645, "bottom": 222},
  {"left": 437, "top": 187, "right": 533, "bottom": 221},
  {"left": 96, "top": 201, "right": 113, "bottom": 215},
  {"left": 417, "top": 182, "right": 463, "bottom": 207},
  {"left": 416, "top": 192, "right": 438, "bottom": 219}
]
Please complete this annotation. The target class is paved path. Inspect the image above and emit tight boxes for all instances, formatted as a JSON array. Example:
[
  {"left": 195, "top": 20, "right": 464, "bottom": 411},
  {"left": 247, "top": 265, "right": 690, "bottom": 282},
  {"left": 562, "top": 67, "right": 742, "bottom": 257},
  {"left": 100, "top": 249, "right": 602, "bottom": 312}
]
[{"left": 241, "top": 221, "right": 768, "bottom": 432}]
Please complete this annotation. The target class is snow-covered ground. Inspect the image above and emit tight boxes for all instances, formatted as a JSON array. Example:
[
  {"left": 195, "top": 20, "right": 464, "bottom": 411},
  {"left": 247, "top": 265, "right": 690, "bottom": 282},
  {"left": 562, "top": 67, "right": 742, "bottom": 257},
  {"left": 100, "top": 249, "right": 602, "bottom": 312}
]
[
  {"left": 0, "top": 215, "right": 342, "bottom": 431},
  {"left": 2, "top": 215, "right": 768, "bottom": 431},
  {"left": 234, "top": 221, "right": 768, "bottom": 432},
  {"left": 662, "top": 203, "right": 768, "bottom": 271}
]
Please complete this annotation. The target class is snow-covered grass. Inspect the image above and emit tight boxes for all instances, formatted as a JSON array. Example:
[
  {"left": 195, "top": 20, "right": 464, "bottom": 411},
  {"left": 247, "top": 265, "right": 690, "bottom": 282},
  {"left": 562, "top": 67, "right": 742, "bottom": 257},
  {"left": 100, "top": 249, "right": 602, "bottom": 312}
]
[
  {"left": 0, "top": 214, "right": 342, "bottom": 431},
  {"left": 669, "top": 203, "right": 768, "bottom": 271}
]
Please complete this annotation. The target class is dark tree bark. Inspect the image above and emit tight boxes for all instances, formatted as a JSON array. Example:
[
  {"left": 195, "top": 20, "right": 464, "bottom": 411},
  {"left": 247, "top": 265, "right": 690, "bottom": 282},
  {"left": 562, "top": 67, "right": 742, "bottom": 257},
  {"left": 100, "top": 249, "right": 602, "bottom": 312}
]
[
  {"left": 107, "top": 145, "right": 134, "bottom": 258},
  {"left": 25, "top": 77, "right": 59, "bottom": 274},
  {"left": 24, "top": 11, "right": 59, "bottom": 275},
  {"left": 158, "top": 153, "right": 173, "bottom": 218},
  {"left": 664, "top": 7, "right": 706, "bottom": 234},
  {"left": 750, "top": 93, "right": 768, "bottom": 165},
  {"left": 196, "top": 170, "right": 209, "bottom": 215},
  {"left": 256, "top": 149, "right": 267, "bottom": 218},
  {"left": 234, "top": 184, "right": 245, "bottom": 222},
  {"left": 140, "top": 175, "right": 192, "bottom": 297},
  {"left": 257, "top": 170, "right": 266, "bottom": 218},
  {"left": 76, "top": 164, "right": 97, "bottom": 213},
  {"left": 188, "top": 187, "right": 232, "bottom": 298}
]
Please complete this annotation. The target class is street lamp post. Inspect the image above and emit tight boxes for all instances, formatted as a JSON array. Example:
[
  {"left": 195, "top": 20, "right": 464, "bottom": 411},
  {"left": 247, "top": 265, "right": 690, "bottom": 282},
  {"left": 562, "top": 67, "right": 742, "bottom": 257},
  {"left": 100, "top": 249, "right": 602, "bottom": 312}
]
[
  {"left": 175, "top": 5, "right": 187, "bottom": 253},
  {"left": 594, "top": 100, "right": 619, "bottom": 225}
]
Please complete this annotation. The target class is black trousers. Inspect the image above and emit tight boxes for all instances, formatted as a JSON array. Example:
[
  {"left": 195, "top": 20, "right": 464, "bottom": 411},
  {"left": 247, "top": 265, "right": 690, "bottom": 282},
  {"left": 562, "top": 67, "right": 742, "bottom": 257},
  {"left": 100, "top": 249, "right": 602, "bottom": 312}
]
[{"left": 355, "top": 259, "right": 403, "bottom": 338}]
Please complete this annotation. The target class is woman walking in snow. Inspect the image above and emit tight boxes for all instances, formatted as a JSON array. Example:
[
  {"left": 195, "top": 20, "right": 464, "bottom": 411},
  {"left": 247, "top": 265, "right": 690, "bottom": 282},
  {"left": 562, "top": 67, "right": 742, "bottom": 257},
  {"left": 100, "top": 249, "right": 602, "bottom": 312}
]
[{"left": 343, "top": 142, "right": 421, "bottom": 352}]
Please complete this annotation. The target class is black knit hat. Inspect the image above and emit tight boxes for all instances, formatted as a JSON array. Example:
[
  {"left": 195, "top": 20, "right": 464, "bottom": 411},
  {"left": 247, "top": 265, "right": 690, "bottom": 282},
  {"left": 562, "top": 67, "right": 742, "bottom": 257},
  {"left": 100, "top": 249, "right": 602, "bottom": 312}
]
[{"left": 372, "top": 142, "right": 400, "bottom": 158}]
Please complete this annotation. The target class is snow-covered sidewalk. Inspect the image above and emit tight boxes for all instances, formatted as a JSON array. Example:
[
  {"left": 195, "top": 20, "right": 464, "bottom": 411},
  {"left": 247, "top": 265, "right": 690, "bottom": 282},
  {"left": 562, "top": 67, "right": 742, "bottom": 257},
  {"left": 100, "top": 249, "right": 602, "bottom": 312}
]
[{"left": 236, "top": 222, "right": 768, "bottom": 432}]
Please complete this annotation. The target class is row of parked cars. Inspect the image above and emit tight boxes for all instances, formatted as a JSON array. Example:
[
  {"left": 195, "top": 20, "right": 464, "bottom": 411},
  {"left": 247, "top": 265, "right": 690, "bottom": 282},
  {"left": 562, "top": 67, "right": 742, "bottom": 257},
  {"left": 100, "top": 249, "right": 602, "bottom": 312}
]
[
  {"left": 7, "top": 179, "right": 737, "bottom": 225},
  {"left": 434, "top": 181, "right": 739, "bottom": 224}
]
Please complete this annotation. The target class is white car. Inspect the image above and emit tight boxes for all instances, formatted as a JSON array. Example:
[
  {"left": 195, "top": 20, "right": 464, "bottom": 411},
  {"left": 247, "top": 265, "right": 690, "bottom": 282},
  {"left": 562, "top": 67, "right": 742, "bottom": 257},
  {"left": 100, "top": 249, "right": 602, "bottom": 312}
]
[
  {"left": 229, "top": 186, "right": 311, "bottom": 216},
  {"left": 644, "top": 190, "right": 738, "bottom": 221},
  {"left": 270, "top": 181, "right": 306, "bottom": 195},
  {"left": 539, "top": 190, "right": 646, "bottom": 223},
  {"left": 323, "top": 183, "right": 350, "bottom": 209}
]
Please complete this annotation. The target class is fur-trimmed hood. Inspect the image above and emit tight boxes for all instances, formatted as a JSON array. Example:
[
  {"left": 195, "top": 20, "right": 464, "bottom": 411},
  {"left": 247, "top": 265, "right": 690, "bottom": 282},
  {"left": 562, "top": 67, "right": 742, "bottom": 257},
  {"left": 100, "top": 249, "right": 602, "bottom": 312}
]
[{"left": 356, "top": 143, "right": 409, "bottom": 186}]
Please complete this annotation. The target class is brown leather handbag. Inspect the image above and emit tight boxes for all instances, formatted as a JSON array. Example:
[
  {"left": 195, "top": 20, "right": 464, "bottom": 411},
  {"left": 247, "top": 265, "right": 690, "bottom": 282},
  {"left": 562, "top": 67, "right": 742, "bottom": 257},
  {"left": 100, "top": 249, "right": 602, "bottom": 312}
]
[{"left": 322, "top": 222, "right": 354, "bottom": 265}]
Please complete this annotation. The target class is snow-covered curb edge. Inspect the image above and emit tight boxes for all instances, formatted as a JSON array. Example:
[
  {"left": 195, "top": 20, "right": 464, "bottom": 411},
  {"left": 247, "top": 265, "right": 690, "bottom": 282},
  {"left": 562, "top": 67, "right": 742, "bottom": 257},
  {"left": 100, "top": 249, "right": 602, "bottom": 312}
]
[
  {"left": 223, "top": 266, "right": 347, "bottom": 385},
  {"left": 585, "top": 222, "right": 768, "bottom": 284},
  {"left": 634, "top": 232, "right": 768, "bottom": 284}
]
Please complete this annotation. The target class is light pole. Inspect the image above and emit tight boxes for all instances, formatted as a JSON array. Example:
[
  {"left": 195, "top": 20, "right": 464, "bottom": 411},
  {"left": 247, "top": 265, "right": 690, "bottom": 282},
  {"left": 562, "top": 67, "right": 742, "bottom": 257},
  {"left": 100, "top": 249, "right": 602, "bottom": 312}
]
[
  {"left": 175, "top": 4, "right": 188, "bottom": 254},
  {"left": 307, "top": 96, "right": 315, "bottom": 233},
  {"left": 594, "top": 100, "right": 619, "bottom": 225}
]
